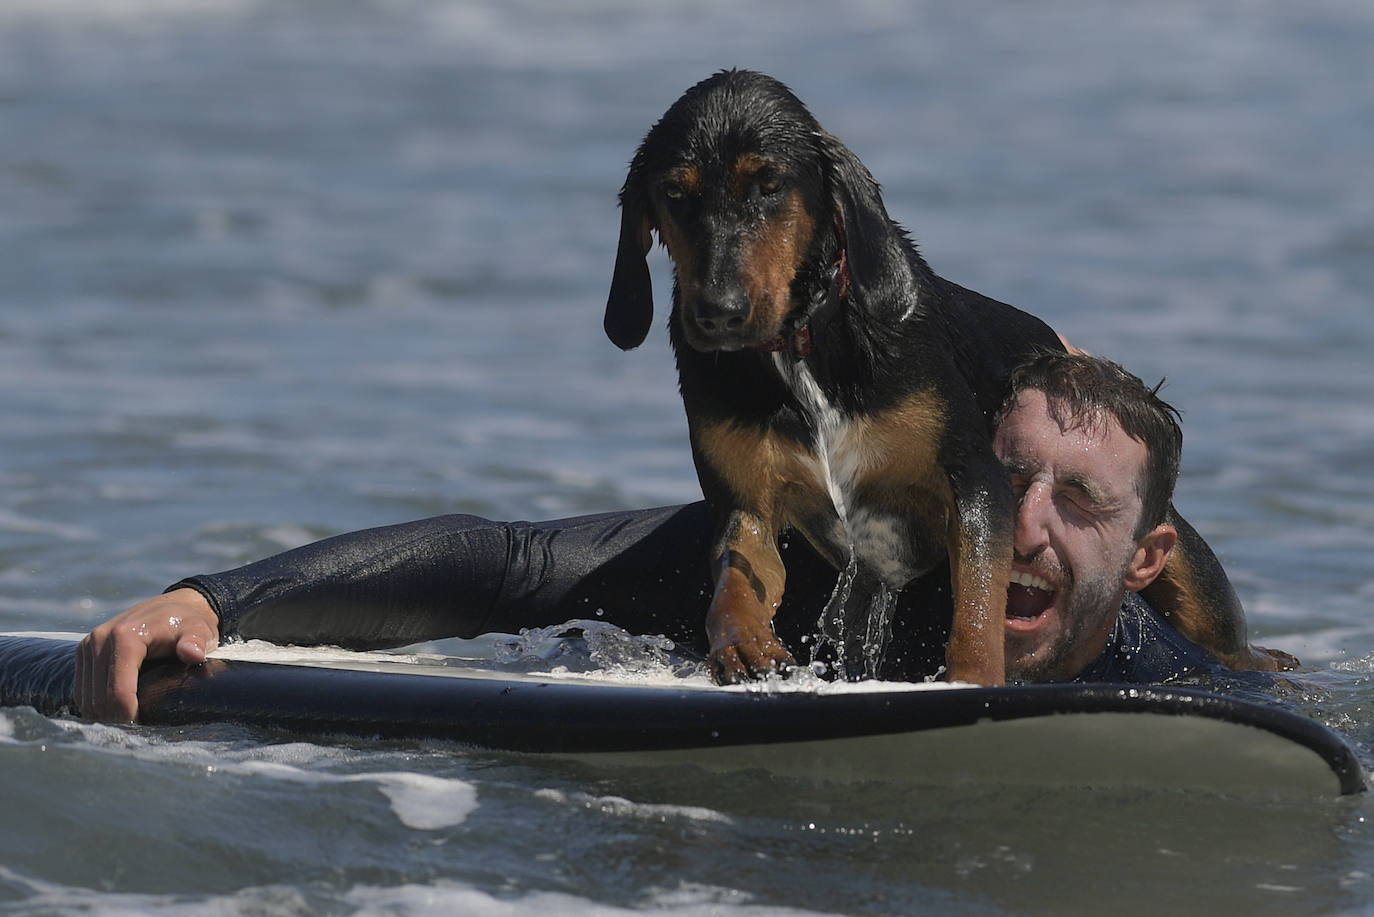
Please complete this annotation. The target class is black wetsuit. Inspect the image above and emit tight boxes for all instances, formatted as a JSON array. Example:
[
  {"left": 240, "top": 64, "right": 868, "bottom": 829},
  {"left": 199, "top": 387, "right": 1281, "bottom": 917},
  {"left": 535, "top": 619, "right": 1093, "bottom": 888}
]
[{"left": 171, "top": 504, "right": 1224, "bottom": 684}]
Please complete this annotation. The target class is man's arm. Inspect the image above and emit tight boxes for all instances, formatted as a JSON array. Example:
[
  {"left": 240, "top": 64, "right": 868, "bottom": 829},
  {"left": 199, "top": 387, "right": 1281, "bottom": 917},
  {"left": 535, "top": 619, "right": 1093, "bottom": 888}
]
[
  {"left": 179, "top": 513, "right": 522, "bottom": 649},
  {"left": 74, "top": 505, "right": 723, "bottom": 723}
]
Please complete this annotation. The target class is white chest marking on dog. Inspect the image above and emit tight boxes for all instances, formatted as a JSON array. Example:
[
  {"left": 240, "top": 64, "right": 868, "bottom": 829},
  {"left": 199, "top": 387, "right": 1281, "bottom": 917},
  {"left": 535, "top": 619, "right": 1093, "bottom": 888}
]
[
  {"left": 772, "top": 354, "right": 917, "bottom": 588},
  {"left": 774, "top": 355, "right": 855, "bottom": 535}
]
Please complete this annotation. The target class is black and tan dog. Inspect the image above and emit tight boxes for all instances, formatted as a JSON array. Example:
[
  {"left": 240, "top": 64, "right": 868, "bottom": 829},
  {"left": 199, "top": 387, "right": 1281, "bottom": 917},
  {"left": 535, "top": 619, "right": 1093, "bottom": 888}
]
[{"left": 605, "top": 69, "right": 1284, "bottom": 685}]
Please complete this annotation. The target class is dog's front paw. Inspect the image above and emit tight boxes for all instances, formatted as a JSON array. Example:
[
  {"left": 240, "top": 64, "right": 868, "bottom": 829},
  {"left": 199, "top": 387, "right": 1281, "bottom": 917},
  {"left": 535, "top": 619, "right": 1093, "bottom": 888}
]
[{"left": 708, "top": 638, "right": 795, "bottom": 685}]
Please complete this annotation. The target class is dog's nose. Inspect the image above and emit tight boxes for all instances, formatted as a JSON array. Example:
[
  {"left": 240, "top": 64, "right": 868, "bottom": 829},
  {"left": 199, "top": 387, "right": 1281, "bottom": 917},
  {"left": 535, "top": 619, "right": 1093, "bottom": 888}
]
[{"left": 695, "top": 285, "right": 750, "bottom": 334}]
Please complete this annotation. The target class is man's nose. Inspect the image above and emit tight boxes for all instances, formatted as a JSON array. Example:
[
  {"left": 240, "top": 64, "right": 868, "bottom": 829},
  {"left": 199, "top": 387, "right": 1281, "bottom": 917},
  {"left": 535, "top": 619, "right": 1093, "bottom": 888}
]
[{"left": 1013, "top": 483, "right": 1052, "bottom": 557}]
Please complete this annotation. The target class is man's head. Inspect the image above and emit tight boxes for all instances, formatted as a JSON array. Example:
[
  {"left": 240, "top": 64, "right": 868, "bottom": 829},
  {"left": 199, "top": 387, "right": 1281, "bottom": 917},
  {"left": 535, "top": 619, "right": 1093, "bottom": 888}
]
[{"left": 993, "top": 352, "right": 1183, "bottom": 682}]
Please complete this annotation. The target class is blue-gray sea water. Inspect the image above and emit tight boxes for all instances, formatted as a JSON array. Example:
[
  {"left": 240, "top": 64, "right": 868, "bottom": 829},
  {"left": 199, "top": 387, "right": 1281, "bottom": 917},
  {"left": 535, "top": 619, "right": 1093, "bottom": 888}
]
[{"left": 2, "top": 1, "right": 1373, "bottom": 914}]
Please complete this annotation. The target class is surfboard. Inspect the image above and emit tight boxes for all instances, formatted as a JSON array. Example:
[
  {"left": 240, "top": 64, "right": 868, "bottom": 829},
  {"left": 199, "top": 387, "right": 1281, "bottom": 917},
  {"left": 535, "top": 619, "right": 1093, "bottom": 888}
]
[{"left": 1, "top": 631, "right": 1365, "bottom": 796}]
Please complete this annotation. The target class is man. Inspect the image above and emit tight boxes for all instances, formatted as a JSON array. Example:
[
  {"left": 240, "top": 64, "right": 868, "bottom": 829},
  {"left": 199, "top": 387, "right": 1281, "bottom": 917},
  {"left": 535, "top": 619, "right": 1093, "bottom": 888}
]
[
  {"left": 76, "top": 353, "right": 1279, "bottom": 722},
  {"left": 998, "top": 353, "right": 1186, "bottom": 681}
]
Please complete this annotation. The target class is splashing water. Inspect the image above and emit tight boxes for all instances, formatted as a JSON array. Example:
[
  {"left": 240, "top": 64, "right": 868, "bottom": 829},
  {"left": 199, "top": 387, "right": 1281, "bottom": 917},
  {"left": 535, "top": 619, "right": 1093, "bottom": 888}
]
[
  {"left": 816, "top": 553, "right": 860, "bottom": 676},
  {"left": 493, "top": 619, "right": 704, "bottom": 679},
  {"left": 814, "top": 557, "right": 899, "bottom": 680},
  {"left": 862, "top": 580, "right": 897, "bottom": 676}
]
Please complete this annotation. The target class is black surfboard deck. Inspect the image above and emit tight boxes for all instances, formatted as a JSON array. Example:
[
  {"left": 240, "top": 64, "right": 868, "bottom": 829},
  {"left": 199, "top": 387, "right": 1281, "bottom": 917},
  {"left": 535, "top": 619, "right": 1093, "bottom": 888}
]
[{"left": 2, "top": 632, "right": 1364, "bottom": 795}]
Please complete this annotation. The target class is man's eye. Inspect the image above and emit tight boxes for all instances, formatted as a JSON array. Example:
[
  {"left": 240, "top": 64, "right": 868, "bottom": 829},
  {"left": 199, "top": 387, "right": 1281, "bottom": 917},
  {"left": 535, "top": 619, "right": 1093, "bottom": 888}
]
[{"left": 1058, "top": 488, "right": 1099, "bottom": 516}]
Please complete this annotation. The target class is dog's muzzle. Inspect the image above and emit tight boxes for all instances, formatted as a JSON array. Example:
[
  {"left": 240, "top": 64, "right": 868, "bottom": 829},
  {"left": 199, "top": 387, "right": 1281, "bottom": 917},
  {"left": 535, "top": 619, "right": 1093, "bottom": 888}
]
[{"left": 684, "top": 284, "right": 756, "bottom": 351}]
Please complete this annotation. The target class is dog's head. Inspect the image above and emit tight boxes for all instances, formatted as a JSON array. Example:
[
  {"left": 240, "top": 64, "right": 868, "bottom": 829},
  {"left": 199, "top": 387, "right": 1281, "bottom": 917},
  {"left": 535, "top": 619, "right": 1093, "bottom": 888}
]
[{"left": 604, "top": 69, "right": 915, "bottom": 353}]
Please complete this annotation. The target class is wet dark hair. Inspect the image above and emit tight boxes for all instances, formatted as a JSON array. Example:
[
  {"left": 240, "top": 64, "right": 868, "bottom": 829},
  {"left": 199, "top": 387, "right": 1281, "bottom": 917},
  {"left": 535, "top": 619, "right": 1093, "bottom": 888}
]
[{"left": 998, "top": 352, "right": 1183, "bottom": 538}]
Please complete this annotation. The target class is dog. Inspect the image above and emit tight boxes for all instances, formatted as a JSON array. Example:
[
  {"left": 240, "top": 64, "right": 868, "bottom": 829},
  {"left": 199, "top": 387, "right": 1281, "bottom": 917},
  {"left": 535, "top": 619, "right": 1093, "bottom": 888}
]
[{"left": 603, "top": 69, "right": 1286, "bottom": 684}]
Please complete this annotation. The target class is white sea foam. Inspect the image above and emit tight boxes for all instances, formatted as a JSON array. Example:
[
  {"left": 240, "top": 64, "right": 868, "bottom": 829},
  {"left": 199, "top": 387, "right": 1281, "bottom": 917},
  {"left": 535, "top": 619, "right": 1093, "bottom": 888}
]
[
  {"left": 226, "top": 760, "right": 478, "bottom": 830},
  {"left": 46, "top": 718, "right": 479, "bottom": 831},
  {"left": 533, "top": 788, "right": 732, "bottom": 825},
  {"left": 339, "top": 879, "right": 836, "bottom": 916},
  {"left": 0, "top": 865, "right": 843, "bottom": 917},
  {"left": 297, "top": 765, "right": 478, "bottom": 830},
  {"left": 1329, "top": 649, "right": 1374, "bottom": 675},
  {"left": 0, "top": 867, "right": 312, "bottom": 917},
  {"left": 369, "top": 771, "right": 479, "bottom": 830}
]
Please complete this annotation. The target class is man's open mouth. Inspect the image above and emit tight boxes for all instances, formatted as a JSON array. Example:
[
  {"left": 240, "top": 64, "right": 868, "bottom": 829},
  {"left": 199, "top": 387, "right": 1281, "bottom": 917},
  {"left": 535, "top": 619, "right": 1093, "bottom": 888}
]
[{"left": 1006, "top": 570, "right": 1055, "bottom": 624}]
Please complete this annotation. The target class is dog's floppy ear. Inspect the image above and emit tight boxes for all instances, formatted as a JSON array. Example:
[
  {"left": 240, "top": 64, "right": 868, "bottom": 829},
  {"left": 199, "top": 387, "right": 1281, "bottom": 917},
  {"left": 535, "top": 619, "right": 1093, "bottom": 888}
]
[
  {"left": 604, "top": 160, "right": 655, "bottom": 351},
  {"left": 818, "top": 131, "right": 916, "bottom": 311}
]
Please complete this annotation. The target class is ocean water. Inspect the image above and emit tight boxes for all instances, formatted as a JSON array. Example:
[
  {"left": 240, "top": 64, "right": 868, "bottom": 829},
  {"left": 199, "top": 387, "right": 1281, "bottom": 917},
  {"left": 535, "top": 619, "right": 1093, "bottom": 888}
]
[{"left": 2, "top": 0, "right": 1374, "bottom": 913}]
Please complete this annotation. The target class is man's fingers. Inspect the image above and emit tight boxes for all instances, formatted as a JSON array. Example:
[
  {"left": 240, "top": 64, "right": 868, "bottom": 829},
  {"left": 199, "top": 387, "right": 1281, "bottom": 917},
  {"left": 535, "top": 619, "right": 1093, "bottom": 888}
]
[
  {"left": 74, "top": 625, "right": 146, "bottom": 723},
  {"left": 103, "top": 630, "right": 149, "bottom": 724},
  {"left": 175, "top": 624, "right": 218, "bottom": 666}
]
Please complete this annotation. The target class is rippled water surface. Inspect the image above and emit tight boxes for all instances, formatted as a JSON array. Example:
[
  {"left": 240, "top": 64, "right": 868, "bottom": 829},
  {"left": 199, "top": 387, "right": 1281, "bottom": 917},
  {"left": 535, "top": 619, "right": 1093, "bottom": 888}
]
[{"left": 3, "top": 1, "right": 1374, "bottom": 914}]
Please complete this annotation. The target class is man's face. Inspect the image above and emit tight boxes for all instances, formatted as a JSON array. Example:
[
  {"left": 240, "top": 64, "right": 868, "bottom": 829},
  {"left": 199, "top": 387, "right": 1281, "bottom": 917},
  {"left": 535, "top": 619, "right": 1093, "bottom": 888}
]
[{"left": 993, "top": 389, "right": 1150, "bottom": 682}]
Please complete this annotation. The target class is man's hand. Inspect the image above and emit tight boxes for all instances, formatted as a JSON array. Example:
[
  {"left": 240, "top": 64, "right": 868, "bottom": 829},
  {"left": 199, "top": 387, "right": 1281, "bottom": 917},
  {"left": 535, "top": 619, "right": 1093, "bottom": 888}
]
[{"left": 75, "top": 588, "right": 220, "bottom": 723}]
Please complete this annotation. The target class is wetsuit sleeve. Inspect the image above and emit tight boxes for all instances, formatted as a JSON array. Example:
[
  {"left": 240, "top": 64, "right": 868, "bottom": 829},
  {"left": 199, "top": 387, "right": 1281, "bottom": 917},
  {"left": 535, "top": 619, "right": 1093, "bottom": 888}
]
[
  {"left": 163, "top": 502, "right": 947, "bottom": 674},
  {"left": 169, "top": 505, "right": 723, "bottom": 650}
]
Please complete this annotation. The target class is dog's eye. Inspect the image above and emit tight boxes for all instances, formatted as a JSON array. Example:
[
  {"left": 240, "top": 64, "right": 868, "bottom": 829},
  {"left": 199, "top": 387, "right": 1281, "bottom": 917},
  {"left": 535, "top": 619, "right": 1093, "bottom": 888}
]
[
  {"left": 757, "top": 172, "right": 784, "bottom": 196},
  {"left": 662, "top": 181, "right": 685, "bottom": 201}
]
